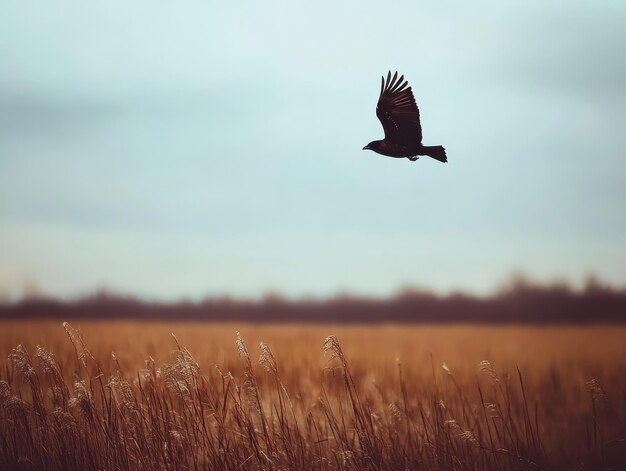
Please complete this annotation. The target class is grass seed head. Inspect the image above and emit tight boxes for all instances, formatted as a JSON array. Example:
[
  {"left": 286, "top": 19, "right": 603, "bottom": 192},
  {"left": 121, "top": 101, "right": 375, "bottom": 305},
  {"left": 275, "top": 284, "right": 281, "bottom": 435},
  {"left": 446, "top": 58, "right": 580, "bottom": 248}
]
[{"left": 478, "top": 360, "right": 500, "bottom": 382}]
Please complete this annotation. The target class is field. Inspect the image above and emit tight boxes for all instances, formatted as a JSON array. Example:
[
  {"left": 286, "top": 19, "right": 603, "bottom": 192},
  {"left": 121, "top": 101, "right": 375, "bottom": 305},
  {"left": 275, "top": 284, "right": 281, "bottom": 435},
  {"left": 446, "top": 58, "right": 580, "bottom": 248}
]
[{"left": 1, "top": 321, "right": 626, "bottom": 470}]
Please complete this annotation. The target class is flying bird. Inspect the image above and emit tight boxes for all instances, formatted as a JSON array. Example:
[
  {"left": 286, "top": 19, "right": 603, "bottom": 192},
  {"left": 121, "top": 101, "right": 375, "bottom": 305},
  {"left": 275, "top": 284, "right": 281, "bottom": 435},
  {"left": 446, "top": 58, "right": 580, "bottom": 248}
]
[{"left": 363, "top": 71, "right": 447, "bottom": 163}]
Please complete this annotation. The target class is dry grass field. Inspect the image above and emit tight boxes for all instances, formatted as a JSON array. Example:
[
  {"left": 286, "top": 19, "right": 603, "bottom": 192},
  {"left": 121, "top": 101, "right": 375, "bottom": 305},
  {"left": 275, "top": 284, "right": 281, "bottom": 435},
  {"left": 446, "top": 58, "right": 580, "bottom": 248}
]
[{"left": 1, "top": 321, "right": 626, "bottom": 470}]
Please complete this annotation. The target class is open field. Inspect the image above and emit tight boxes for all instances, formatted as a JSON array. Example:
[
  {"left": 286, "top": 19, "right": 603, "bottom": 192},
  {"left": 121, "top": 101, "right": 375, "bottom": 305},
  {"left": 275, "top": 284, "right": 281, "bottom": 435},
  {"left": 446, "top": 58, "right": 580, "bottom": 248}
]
[{"left": 1, "top": 321, "right": 626, "bottom": 470}]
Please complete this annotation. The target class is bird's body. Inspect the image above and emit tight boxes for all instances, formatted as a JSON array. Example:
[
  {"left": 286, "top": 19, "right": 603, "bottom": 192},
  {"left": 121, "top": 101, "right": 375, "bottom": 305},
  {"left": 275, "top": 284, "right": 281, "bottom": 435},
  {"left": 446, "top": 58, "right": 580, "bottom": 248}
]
[{"left": 363, "top": 71, "right": 447, "bottom": 163}]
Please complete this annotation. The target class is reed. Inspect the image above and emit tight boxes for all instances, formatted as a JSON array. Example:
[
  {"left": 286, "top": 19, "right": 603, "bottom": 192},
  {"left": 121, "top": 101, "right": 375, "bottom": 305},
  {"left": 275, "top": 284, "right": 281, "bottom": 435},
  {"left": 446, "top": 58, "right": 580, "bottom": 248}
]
[{"left": 1, "top": 321, "right": 625, "bottom": 470}]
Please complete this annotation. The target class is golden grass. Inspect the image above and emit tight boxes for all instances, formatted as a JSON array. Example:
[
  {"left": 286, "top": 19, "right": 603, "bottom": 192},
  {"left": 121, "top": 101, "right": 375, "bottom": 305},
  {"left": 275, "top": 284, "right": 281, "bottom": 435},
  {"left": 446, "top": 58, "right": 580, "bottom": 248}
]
[{"left": 1, "top": 320, "right": 625, "bottom": 470}]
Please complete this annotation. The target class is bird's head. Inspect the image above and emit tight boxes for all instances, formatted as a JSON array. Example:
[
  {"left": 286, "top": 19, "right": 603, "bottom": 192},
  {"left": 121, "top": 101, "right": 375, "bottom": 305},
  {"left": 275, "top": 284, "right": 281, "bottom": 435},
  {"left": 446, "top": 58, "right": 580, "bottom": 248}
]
[{"left": 362, "top": 141, "right": 381, "bottom": 152}]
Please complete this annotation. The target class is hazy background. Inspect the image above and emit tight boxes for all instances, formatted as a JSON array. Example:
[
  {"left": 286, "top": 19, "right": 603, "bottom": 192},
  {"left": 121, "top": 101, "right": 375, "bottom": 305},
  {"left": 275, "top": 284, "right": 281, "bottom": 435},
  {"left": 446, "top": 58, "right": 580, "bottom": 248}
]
[{"left": 1, "top": 0, "right": 625, "bottom": 301}]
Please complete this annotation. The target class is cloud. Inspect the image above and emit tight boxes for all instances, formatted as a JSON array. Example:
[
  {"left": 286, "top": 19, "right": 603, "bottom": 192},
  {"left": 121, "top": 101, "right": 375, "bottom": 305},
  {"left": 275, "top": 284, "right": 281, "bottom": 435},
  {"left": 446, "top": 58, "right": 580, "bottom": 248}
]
[{"left": 0, "top": 92, "right": 125, "bottom": 143}]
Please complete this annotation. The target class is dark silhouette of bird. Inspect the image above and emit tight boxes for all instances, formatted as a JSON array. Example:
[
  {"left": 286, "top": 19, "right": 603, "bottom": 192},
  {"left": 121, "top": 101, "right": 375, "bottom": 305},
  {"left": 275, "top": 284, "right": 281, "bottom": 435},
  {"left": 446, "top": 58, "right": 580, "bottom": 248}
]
[{"left": 363, "top": 71, "right": 447, "bottom": 163}]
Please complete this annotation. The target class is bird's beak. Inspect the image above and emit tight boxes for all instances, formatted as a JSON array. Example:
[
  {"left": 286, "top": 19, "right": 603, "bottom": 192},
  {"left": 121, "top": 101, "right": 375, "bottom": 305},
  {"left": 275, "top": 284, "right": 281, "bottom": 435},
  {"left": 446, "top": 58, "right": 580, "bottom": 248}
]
[{"left": 362, "top": 145, "right": 370, "bottom": 150}]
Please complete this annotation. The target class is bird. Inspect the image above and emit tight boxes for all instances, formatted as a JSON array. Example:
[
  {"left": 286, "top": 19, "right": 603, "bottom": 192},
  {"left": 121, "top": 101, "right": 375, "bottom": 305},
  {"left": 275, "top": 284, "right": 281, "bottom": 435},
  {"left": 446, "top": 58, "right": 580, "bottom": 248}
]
[{"left": 363, "top": 71, "right": 447, "bottom": 163}]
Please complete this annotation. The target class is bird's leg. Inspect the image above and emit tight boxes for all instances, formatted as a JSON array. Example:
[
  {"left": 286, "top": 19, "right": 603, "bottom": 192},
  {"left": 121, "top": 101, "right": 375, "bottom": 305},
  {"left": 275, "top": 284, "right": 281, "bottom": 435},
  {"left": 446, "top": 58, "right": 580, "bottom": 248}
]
[{"left": 408, "top": 156, "right": 418, "bottom": 161}]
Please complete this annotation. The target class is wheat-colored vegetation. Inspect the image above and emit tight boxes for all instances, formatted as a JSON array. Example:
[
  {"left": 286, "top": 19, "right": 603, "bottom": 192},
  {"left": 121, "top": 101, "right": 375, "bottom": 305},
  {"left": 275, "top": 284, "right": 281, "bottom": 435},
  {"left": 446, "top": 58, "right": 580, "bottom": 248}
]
[{"left": 1, "top": 321, "right": 625, "bottom": 470}]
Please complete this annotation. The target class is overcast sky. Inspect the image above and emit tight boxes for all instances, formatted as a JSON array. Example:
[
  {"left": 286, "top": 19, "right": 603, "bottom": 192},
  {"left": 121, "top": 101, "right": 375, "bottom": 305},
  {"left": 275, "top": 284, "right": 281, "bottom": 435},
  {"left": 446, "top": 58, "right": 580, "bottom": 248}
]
[{"left": 1, "top": 1, "right": 625, "bottom": 300}]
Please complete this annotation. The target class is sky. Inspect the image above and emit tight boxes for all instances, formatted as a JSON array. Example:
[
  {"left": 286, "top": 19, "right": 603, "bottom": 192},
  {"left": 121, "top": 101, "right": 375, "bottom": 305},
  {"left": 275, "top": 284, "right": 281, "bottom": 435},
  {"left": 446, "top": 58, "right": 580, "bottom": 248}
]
[{"left": 1, "top": 1, "right": 625, "bottom": 300}]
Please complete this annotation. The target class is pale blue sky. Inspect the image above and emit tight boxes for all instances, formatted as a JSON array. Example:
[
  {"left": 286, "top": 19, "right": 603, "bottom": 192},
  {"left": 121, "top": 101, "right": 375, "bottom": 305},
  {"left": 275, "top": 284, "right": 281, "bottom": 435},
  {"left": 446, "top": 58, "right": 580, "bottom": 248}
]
[{"left": 1, "top": 1, "right": 625, "bottom": 300}]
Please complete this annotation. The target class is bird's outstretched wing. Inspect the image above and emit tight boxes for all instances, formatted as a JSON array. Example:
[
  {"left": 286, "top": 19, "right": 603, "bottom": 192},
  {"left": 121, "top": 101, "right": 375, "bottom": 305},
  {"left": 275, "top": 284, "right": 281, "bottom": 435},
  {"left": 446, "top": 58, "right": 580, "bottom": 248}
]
[{"left": 376, "top": 71, "right": 422, "bottom": 145}]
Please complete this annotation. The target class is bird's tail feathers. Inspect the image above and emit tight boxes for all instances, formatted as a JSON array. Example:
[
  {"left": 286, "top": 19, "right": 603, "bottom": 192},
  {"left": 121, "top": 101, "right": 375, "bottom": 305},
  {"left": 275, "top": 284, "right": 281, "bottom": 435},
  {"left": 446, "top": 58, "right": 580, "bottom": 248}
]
[{"left": 423, "top": 145, "right": 447, "bottom": 163}]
